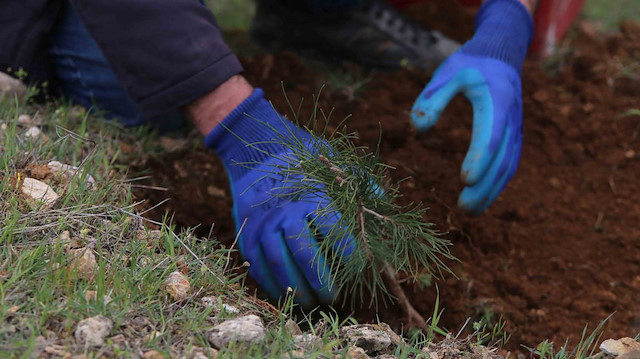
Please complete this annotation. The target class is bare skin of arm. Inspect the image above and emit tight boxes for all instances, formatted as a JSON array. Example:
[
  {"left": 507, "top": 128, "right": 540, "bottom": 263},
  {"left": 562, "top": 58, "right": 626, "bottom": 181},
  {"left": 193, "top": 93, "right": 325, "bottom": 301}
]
[{"left": 517, "top": 0, "right": 539, "bottom": 13}]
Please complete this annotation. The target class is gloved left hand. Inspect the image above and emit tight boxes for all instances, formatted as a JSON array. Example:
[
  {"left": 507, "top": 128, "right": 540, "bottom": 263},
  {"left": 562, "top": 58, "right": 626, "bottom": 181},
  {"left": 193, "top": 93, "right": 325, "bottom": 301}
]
[
  {"left": 410, "top": 0, "right": 534, "bottom": 214},
  {"left": 205, "top": 89, "right": 355, "bottom": 309}
]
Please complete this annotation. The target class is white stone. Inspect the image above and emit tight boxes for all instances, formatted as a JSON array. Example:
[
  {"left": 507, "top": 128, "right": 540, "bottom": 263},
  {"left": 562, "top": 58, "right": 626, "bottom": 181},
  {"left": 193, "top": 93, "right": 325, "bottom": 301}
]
[
  {"left": 340, "top": 324, "right": 392, "bottom": 355},
  {"left": 17, "top": 114, "right": 33, "bottom": 125},
  {"left": 221, "top": 303, "right": 239, "bottom": 314},
  {"left": 47, "top": 161, "right": 95, "bottom": 188},
  {"left": 21, "top": 177, "right": 59, "bottom": 205},
  {"left": 600, "top": 338, "right": 640, "bottom": 357},
  {"left": 207, "top": 315, "right": 266, "bottom": 349},
  {"left": 75, "top": 315, "right": 113, "bottom": 347},
  {"left": 24, "top": 126, "right": 41, "bottom": 139}
]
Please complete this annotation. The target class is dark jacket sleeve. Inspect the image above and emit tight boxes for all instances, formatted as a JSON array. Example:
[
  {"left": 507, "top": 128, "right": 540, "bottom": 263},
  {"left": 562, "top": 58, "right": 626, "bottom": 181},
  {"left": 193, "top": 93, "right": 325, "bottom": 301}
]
[{"left": 69, "top": 0, "right": 243, "bottom": 118}]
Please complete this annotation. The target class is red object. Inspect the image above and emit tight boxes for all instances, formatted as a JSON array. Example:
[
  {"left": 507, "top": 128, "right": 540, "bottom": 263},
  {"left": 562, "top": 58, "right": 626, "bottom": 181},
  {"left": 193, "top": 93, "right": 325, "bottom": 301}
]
[{"left": 387, "top": 0, "right": 586, "bottom": 59}]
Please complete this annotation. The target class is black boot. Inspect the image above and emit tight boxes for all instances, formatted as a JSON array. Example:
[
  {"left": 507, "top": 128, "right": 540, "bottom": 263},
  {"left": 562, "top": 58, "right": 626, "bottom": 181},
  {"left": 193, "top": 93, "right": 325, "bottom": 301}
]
[{"left": 251, "top": 0, "right": 460, "bottom": 70}]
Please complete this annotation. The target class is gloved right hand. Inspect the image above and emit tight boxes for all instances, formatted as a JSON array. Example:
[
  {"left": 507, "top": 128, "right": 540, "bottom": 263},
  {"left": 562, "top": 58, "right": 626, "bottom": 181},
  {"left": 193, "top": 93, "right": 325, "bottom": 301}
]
[{"left": 205, "top": 89, "right": 355, "bottom": 309}]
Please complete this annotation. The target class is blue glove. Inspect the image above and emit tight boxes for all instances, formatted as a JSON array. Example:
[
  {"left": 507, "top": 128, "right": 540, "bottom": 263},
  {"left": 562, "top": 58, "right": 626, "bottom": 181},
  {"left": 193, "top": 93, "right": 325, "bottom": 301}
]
[
  {"left": 410, "top": 0, "right": 534, "bottom": 214},
  {"left": 205, "top": 89, "right": 354, "bottom": 309}
]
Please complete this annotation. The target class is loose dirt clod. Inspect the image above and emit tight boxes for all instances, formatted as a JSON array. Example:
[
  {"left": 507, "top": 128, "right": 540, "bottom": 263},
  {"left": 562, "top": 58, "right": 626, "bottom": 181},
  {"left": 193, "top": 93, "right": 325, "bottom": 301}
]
[{"left": 75, "top": 315, "right": 113, "bottom": 347}]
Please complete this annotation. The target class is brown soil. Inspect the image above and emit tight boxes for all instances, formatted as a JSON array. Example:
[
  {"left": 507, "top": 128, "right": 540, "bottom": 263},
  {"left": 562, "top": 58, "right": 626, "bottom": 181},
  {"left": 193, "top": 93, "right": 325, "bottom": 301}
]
[{"left": 131, "top": 6, "right": 640, "bottom": 354}]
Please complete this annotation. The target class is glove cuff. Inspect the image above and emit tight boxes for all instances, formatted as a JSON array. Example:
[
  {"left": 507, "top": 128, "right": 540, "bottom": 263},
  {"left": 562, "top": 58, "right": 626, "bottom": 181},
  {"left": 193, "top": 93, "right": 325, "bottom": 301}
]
[
  {"left": 204, "top": 88, "right": 310, "bottom": 180},
  {"left": 460, "top": 0, "right": 534, "bottom": 71}
]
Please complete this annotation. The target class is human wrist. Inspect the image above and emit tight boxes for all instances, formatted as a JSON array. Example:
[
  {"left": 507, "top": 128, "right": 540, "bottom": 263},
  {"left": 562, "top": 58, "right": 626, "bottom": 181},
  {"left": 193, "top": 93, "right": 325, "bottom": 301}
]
[
  {"left": 462, "top": 0, "right": 534, "bottom": 71},
  {"left": 183, "top": 75, "right": 253, "bottom": 135},
  {"left": 204, "top": 88, "right": 310, "bottom": 180},
  {"left": 517, "top": 0, "right": 538, "bottom": 14}
]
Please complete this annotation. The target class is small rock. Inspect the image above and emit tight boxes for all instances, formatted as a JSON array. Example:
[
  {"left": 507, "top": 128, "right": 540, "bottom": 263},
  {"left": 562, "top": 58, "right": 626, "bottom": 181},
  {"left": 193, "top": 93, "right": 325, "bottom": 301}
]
[
  {"left": 165, "top": 271, "right": 190, "bottom": 300},
  {"left": 59, "top": 231, "right": 71, "bottom": 242},
  {"left": 21, "top": 177, "right": 59, "bottom": 205},
  {"left": 48, "top": 161, "right": 96, "bottom": 188},
  {"left": 143, "top": 350, "right": 165, "bottom": 359},
  {"left": 282, "top": 350, "right": 306, "bottom": 359},
  {"left": 346, "top": 346, "right": 370, "bottom": 359},
  {"left": 373, "top": 323, "right": 403, "bottom": 346},
  {"left": 200, "top": 296, "right": 218, "bottom": 308},
  {"left": 0, "top": 71, "right": 27, "bottom": 101},
  {"left": 24, "top": 126, "right": 42, "bottom": 139},
  {"left": 285, "top": 319, "right": 302, "bottom": 335},
  {"left": 549, "top": 177, "right": 561, "bottom": 189},
  {"left": 600, "top": 338, "right": 640, "bottom": 357},
  {"left": 207, "top": 315, "right": 266, "bottom": 349},
  {"left": 68, "top": 247, "right": 97, "bottom": 279},
  {"left": 374, "top": 355, "right": 397, "bottom": 359},
  {"left": 187, "top": 346, "right": 219, "bottom": 359},
  {"left": 206, "top": 186, "right": 226, "bottom": 198},
  {"left": 340, "top": 324, "right": 392, "bottom": 355},
  {"left": 44, "top": 344, "right": 70, "bottom": 357},
  {"left": 293, "top": 334, "right": 321, "bottom": 350},
  {"left": 17, "top": 114, "right": 33, "bottom": 126},
  {"left": 625, "top": 150, "right": 636, "bottom": 159},
  {"left": 144, "top": 331, "right": 162, "bottom": 343},
  {"left": 75, "top": 315, "right": 113, "bottom": 347},
  {"left": 221, "top": 303, "right": 239, "bottom": 314}
]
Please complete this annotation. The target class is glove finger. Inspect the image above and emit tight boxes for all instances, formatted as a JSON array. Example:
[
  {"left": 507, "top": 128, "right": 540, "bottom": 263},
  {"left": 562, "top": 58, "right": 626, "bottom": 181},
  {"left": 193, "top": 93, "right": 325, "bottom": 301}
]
[
  {"left": 452, "top": 68, "right": 499, "bottom": 185},
  {"left": 474, "top": 124, "right": 522, "bottom": 214},
  {"left": 410, "top": 69, "right": 463, "bottom": 132},
  {"left": 282, "top": 217, "right": 336, "bottom": 305},
  {"left": 260, "top": 218, "right": 318, "bottom": 309},
  {"left": 458, "top": 124, "right": 512, "bottom": 214},
  {"left": 241, "top": 233, "right": 286, "bottom": 301}
]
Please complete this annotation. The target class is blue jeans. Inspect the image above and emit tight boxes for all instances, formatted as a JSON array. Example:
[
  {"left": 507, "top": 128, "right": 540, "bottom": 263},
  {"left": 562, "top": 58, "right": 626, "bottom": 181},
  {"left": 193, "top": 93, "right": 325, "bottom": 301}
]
[{"left": 48, "top": 2, "right": 185, "bottom": 131}]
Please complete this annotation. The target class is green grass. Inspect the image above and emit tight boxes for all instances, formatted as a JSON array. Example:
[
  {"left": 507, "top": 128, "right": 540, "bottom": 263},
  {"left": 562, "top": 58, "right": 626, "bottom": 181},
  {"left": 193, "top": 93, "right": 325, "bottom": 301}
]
[
  {"left": 582, "top": 0, "right": 640, "bottom": 31},
  {"left": 0, "top": 94, "right": 458, "bottom": 358}
]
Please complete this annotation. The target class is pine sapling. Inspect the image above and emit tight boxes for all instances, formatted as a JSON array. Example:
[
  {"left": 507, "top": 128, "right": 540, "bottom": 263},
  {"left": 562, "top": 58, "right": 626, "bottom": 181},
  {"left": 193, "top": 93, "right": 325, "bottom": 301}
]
[{"left": 228, "top": 91, "right": 457, "bottom": 330}]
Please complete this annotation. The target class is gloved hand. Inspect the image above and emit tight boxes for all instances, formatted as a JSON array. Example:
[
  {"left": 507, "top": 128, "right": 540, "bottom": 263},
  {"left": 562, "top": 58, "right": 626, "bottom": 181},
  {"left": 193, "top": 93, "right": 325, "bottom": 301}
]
[
  {"left": 205, "top": 89, "right": 354, "bottom": 309},
  {"left": 410, "top": 0, "right": 534, "bottom": 214}
]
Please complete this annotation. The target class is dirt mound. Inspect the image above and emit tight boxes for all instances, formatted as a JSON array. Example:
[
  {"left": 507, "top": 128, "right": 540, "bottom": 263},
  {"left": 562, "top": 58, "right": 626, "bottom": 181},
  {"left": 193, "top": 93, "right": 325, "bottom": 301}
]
[{"left": 132, "top": 13, "right": 640, "bottom": 354}]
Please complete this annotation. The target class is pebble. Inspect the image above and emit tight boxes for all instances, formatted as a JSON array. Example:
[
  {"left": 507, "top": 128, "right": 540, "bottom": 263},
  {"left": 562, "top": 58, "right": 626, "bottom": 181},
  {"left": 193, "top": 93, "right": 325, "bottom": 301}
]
[
  {"left": 24, "top": 126, "right": 42, "bottom": 139},
  {"left": 75, "top": 315, "right": 113, "bottom": 347},
  {"left": 207, "top": 315, "right": 266, "bottom": 349},
  {"left": 68, "top": 247, "right": 97, "bottom": 279},
  {"left": 142, "top": 350, "right": 165, "bottom": 359},
  {"left": 345, "top": 346, "right": 370, "bottom": 359},
  {"left": 21, "top": 177, "right": 59, "bottom": 205},
  {"left": 0, "top": 71, "right": 27, "bottom": 101},
  {"left": 186, "top": 346, "right": 219, "bottom": 359},
  {"left": 221, "top": 303, "right": 239, "bottom": 314},
  {"left": 47, "top": 161, "right": 96, "bottom": 188},
  {"left": 285, "top": 319, "right": 302, "bottom": 335},
  {"left": 17, "top": 114, "right": 33, "bottom": 126},
  {"left": 165, "top": 271, "right": 190, "bottom": 301},
  {"left": 339, "top": 324, "right": 392, "bottom": 355},
  {"left": 293, "top": 334, "right": 321, "bottom": 350},
  {"left": 600, "top": 338, "right": 640, "bottom": 357}
]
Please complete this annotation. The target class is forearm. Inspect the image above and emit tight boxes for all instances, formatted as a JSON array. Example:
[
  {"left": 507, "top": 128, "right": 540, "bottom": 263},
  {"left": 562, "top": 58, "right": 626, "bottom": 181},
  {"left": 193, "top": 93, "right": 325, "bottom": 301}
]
[{"left": 517, "top": 0, "right": 539, "bottom": 14}]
